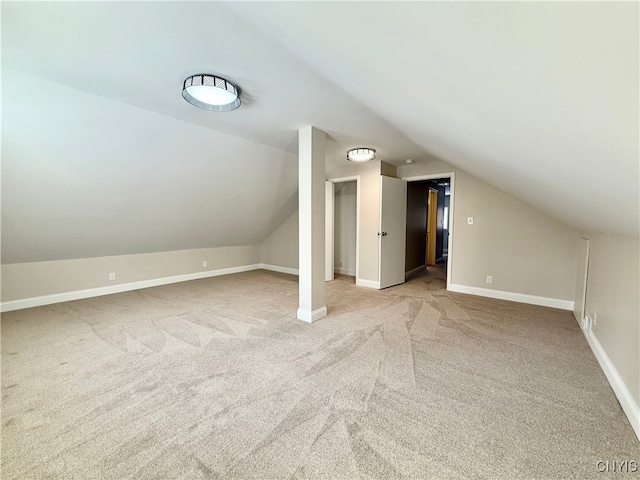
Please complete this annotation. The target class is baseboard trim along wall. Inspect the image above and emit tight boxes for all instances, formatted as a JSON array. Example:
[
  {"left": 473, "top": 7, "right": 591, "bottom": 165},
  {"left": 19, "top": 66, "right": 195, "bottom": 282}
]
[
  {"left": 334, "top": 267, "right": 356, "bottom": 276},
  {"left": 356, "top": 278, "right": 380, "bottom": 289},
  {"left": 1, "top": 264, "right": 264, "bottom": 313},
  {"left": 297, "top": 306, "right": 328, "bottom": 323},
  {"left": 260, "top": 264, "right": 299, "bottom": 276},
  {"left": 405, "top": 265, "right": 426, "bottom": 280},
  {"left": 448, "top": 283, "right": 574, "bottom": 311},
  {"left": 584, "top": 328, "right": 640, "bottom": 442},
  {"left": 1, "top": 268, "right": 572, "bottom": 312}
]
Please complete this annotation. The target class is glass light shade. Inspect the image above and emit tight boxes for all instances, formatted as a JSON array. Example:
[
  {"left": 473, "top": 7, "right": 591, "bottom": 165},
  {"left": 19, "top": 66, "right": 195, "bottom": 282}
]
[
  {"left": 186, "top": 85, "right": 237, "bottom": 106},
  {"left": 347, "top": 148, "right": 376, "bottom": 162},
  {"left": 182, "top": 74, "right": 241, "bottom": 112}
]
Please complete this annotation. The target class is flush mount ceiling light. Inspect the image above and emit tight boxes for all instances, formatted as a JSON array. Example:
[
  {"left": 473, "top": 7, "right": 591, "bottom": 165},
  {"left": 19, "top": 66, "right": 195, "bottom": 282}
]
[
  {"left": 346, "top": 148, "right": 376, "bottom": 162},
  {"left": 182, "top": 74, "right": 241, "bottom": 112}
]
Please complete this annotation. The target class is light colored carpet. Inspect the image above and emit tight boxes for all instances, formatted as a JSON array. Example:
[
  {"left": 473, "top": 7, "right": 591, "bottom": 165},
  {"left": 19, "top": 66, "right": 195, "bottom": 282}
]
[{"left": 2, "top": 267, "right": 638, "bottom": 479}]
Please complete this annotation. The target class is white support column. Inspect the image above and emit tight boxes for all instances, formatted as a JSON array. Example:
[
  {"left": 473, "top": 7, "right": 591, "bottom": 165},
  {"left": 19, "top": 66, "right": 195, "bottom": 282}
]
[{"left": 298, "top": 126, "right": 327, "bottom": 323}]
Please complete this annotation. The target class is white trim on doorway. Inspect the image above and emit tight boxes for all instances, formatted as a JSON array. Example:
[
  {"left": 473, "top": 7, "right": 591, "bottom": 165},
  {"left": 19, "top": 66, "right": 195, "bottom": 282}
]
[
  {"left": 573, "top": 237, "right": 590, "bottom": 327},
  {"left": 401, "top": 172, "right": 456, "bottom": 292},
  {"left": 325, "top": 181, "right": 335, "bottom": 281}
]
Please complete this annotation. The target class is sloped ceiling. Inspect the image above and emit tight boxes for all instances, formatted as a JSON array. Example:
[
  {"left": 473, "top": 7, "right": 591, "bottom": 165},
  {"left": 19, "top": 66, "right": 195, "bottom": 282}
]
[
  {"left": 2, "top": 69, "right": 300, "bottom": 263},
  {"left": 2, "top": 2, "right": 638, "bottom": 263},
  {"left": 230, "top": 2, "right": 639, "bottom": 237}
]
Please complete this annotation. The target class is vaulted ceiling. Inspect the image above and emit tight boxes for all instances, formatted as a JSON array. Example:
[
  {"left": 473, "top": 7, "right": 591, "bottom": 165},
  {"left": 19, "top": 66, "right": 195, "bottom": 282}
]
[{"left": 2, "top": 2, "right": 638, "bottom": 263}]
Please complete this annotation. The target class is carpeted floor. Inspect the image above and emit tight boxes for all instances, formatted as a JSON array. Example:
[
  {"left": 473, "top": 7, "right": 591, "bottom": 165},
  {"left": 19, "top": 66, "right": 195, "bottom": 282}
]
[{"left": 2, "top": 267, "right": 638, "bottom": 479}]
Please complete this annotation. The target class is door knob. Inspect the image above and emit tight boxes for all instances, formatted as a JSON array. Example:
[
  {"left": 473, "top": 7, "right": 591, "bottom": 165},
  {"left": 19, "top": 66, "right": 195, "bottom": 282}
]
[{"left": 378, "top": 232, "right": 388, "bottom": 236}]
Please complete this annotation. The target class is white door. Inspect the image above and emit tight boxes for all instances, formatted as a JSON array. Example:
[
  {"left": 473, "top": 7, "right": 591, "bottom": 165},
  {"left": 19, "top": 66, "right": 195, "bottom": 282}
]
[
  {"left": 379, "top": 176, "right": 407, "bottom": 289},
  {"left": 325, "top": 181, "right": 334, "bottom": 281}
]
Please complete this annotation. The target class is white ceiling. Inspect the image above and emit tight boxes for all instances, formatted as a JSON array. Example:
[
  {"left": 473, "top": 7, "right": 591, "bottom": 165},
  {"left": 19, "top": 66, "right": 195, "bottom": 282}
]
[
  {"left": 2, "top": 2, "right": 424, "bottom": 160},
  {"left": 2, "top": 2, "right": 638, "bottom": 262}
]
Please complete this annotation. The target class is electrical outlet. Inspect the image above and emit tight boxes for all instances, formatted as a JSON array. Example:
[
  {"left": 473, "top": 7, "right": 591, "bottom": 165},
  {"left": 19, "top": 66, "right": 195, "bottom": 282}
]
[
  {"left": 467, "top": 217, "right": 474, "bottom": 225},
  {"left": 486, "top": 275, "right": 493, "bottom": 284},
  {"left": 202, "top": 261, "right": 208, "bottom": 268},
  {"left": 109, "top": 273, "right": 116, "bottom": 281}
]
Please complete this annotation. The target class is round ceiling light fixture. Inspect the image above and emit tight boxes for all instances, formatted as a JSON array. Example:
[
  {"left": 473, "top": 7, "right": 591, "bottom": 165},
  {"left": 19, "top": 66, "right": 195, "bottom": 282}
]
[
  {"left": 182, "top": 74, "right": 241, "bottom": 112},
  {"left": 346, "top": 148, "right": 376, "bottom": 163}
]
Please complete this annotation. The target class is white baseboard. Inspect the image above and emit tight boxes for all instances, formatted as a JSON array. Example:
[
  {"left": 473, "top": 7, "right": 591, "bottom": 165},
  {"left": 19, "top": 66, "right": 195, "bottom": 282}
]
[
  {"left": 573, "top": 310, "right": 582, "bottom": 326},
  {"left": 356, "top": 278, "right": 380, "bottom": 289},
  {"left": 334, "top": 267, "right": 356, "bottom": 276},
  {"left": 405, "top": 265, "right": 426, "bottom": 280},
  {"left": 584, "top": 328, "right": 640, "bottom": 442},
  {"left": 260, "top": 263, "right": 299, "bottom": 276},
  {"left": 448, "top": 283, "right": 574, "bottom": 311},
  {"left": 297, "top": 306, "right": 327, "bottom": 323},
  {"left": 1, "top": 263, "right": 307, "bottom": 312},
  {"left": 0, "top": 264, "right": 262, "bottom": 312}
]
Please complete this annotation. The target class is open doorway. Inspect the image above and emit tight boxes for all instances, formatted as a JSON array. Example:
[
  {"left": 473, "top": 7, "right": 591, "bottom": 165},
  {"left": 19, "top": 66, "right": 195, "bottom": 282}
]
[
  {"left": 403, "top": 174, "right": 454, "bottom": 289},
  {"left": 326, "top": 176, "right": 360, "bottom": 284},
  {"left": 334, "top": 181, "right": 357, "bottom": 278}
]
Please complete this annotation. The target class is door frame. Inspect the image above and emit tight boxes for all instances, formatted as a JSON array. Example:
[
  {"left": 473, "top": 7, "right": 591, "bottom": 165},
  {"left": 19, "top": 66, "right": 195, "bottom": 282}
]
[
  {"left": 326, "top": 175, "right": 361, "bottom": 282},
  {"left": 325, "top": 181, "right": 335, "bottom": 281},
  {"left": 401, "top": 172, "right": 456, "bottom": 291}
]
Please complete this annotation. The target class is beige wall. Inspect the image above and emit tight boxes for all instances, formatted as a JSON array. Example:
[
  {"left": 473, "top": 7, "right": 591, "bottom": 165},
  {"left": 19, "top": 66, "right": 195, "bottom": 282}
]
[
  {"left": 1, "top": 245, "right": 259, "bottom": 303},
  {"left": 380, "top": 161, "right": 397, "bottom": 178},
  {"left": 259, "top": 156, "right": 580, "bottom": 303},
  {"left": 582, "top": 232, "right": 639, "bottom": 406},
  {"left": 399, "top": 160, "right": 579, "bottom": 301},
  {"left": 259, "top": 212, "right": 299, "bottom": 269},
  {"left": 451, "top": 170, "right": 578, "bottom": 299}
]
